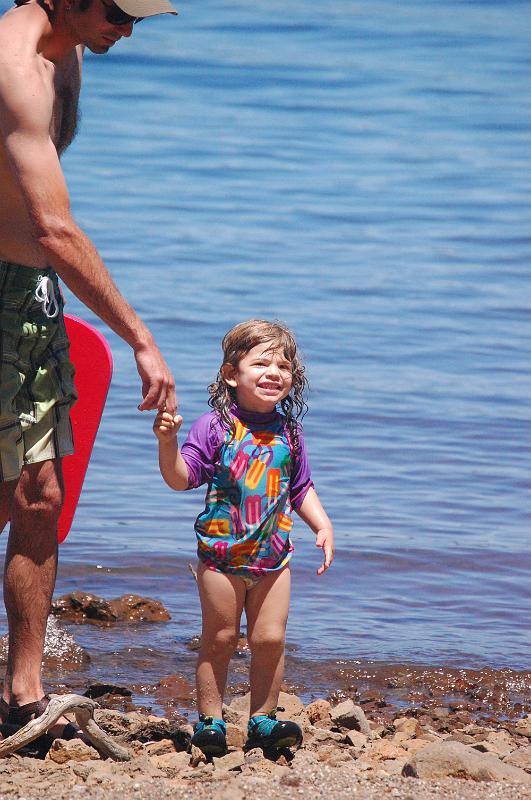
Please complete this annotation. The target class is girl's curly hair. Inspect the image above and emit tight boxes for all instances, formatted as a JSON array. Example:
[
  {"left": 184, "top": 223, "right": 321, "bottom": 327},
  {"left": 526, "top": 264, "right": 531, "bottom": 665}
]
[{"left": 208, "top": 320, "right": 308, "bottom": 452}]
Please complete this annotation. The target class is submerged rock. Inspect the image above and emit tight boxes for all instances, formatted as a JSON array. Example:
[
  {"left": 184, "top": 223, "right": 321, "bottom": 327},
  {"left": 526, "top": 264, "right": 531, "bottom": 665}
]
[{"left": 51, "top": 591, "right": 171, "bottom": 624}]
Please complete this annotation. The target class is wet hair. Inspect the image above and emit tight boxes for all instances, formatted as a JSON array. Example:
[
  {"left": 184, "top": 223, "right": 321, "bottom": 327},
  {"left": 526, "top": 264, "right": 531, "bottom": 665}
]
[{"left": 208, "top": 319, "right": 308, "bottom": 452}]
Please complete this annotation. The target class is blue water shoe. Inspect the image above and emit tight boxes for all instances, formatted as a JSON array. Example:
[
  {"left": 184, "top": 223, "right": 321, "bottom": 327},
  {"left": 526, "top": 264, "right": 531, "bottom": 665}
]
[
  {"left": 190, "top": 715, "right": 227, "bottom": 756},
  {"left": 245, "top": 709, "right": 302, "bottom": 752}
]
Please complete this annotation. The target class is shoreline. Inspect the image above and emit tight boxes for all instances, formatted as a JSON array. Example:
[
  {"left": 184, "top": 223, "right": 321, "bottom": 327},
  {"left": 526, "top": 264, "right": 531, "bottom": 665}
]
[{"left": 0, "top": 690, "right": 530, "bottom": 800}]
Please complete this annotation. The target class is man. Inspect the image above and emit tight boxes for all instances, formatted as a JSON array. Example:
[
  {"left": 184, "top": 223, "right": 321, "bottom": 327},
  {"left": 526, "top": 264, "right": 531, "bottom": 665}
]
[{"left": 0, "top": 0, "right": 177, "bottom": 742}]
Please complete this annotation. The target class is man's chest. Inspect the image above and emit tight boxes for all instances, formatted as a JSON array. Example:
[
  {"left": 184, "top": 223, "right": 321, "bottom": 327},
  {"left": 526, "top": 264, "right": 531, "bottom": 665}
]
[{"left": 50, "top": 53, "right": 81, "bottom": 155}]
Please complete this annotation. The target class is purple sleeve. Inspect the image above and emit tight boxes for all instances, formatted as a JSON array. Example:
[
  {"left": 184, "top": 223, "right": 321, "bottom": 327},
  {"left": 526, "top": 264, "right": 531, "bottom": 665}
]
[
  {"left": 290, "top": 428, "right": 314, "bottom": 509},
  {"left": 180, "top": 412, "right": 224, "bottom": 489}
]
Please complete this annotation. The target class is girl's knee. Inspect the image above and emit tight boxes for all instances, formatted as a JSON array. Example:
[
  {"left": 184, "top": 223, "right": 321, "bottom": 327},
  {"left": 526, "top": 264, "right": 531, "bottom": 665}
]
[
  {"left": 201, "top": 628, "right": 239, "bottom": 657},
  {"left": 248, "top": 626, "right": 285, "bottom": 652}
]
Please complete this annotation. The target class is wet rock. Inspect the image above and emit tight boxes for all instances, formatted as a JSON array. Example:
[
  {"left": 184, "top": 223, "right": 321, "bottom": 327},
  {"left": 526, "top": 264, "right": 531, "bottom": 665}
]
[
  {"left": 84, "top": 682, "right": 135, "bottom": 712},
  {"left": 51, "top": 592, "right": 170, "bottom": 624},
  {"left": 402, "top": 740, "right": 531, "bottom": 782},
  {"left": 0, "top": 616, "right": 90, "bottom": 670},
  {"left": 46, "top": 738, "right": 100, "bottom": 764},
  {"left": 85, "top": 683, "right": 132, "bottom": 700},
  {"left": 504, "top": 745, "right": 531, "bottom": 772},
  {"left": 109, "top": 594, "right": 171, "bottom": 622},
  {"left": 154, "top": 673, "right": 195, "bottom": 703},
  {"left": 330, "top": 699, "right": 371, "bottom": 737},
  {"left": 52, "top": 592, "right": 118, "bottom": 623}
]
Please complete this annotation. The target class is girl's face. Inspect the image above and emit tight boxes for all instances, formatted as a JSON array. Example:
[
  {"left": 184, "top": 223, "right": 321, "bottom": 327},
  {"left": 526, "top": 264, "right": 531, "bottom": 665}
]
[{"left": 222, "top": 341, "right": 293, "bottom": 413}]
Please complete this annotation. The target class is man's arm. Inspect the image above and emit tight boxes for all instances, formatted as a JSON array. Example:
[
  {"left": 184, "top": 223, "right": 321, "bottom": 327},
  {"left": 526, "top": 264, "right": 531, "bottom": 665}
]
[{"left": 0, "top": 56, "right": 176, "bottom": 413}]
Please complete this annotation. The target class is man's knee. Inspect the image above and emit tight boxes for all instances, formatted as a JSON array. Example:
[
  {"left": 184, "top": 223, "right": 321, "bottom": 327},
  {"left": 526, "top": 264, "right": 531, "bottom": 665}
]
[{"left": 12, "top": 461, "right": 64, "bottom": 526}]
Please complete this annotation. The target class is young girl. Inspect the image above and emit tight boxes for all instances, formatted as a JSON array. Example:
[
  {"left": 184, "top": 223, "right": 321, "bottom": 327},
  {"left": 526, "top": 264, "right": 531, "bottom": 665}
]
[{"left": 153, "top": 320, "right": 334, "bottom": 756}]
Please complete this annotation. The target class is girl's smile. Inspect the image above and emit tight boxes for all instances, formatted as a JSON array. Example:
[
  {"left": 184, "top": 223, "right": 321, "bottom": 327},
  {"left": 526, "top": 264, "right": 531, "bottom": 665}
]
[{"left": 222, "top": 342, "right": 293, "bottom": 413}]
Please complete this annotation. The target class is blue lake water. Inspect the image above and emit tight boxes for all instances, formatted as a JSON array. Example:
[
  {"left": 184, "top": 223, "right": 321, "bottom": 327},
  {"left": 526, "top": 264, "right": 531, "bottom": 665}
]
[{"left": 0, "top": 0, "right": 530, "bottom": 700}]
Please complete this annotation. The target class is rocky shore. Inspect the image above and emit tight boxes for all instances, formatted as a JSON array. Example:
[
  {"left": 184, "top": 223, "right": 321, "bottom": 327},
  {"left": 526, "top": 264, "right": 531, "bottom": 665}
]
[
  {"left": 1, "top": 592, "right": 530, "bottom": 799},
  {"left": 0, "top": 689, "right": 530, "bottom": 799}
]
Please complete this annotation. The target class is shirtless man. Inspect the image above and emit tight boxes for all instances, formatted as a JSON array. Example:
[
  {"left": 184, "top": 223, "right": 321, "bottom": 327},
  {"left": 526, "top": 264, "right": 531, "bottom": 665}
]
[{"left": 0, "top": 0, "right": 177, "bottom": 744}]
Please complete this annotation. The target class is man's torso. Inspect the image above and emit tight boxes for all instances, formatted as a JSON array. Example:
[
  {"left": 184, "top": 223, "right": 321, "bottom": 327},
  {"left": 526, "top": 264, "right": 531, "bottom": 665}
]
[{"left": 0, "top": 5, "right": 82, "bottom": 268}]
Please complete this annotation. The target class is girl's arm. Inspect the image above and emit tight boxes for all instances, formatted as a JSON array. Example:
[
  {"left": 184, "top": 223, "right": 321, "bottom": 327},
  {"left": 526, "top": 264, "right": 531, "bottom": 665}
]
[
  {"left": 153, "top": 411, "right": 189, "bottom": 491},
  {"left": 295, "top": 487, "right": 334, "bottom": 575}
]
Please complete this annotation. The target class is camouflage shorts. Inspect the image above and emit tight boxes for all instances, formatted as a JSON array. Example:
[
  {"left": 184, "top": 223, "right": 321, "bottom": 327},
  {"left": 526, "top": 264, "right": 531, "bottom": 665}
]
[{"left": 0, "top": 261, "right": 77, "bottom": 482}]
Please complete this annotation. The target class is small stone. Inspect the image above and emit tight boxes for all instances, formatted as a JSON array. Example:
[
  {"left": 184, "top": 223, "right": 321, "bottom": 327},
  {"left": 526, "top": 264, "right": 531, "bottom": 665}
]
[
  {"left": 46, "top": 739, "right": 100, "bottom": 764},
  {"left": 365, "top": 739, "right": 408, "bottom": 762},
  {"left": 189, "top": 744, "right": 208, "bottom": 767},
  {"left": 305, "top": 700, "right": 331, "bottom": 725},
  {"left": 213, "top": 750, "right": 245, "bottom": 772},
  {"left": 515, "top": 716, "right": 531, "bottom": 738},
  {"left": 393, "top": 717, "right": 419, "bottom": 737},
  {"left": 226, "top": 722, "right": 246, "bottom": 749},
  {"left": 345, "top": 730, "right": 368, "bottom": 748},
  {"left": 143, "top": 739, "right": 176, "bottom": 756},
  {"left": 330, "top": 699, "right": 371, "bottom": 737}
]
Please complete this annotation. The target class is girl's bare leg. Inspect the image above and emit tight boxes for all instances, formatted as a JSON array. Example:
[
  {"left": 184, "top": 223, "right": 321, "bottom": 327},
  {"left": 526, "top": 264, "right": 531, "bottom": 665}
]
[
  {"left": 196, "top": 563, "right": 246, "bottom": 718},
  {"left": 245, "top": 567, "right": 290, "bottom": 717}
]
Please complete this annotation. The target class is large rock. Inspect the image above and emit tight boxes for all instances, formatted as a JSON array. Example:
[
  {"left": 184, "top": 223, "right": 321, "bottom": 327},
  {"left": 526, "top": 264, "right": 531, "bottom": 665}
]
[
  {"left": 51, "top": 592, "right": 170, "bottom": 624},
  {"left": 403, "top": 740, "right": 531, "bottom": 782},
  {"left": 330, "top": 699, "right": 371, "bottom": 737}
]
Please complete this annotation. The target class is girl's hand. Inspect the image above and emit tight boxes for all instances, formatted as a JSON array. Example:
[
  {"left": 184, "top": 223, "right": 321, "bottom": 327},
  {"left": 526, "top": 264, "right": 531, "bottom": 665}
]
[
  {"left": 153, "top": 410, "right": 183, "bottom": 441},
  {"left": 316, "top": 529, "right": 334, "bottom": 576}
]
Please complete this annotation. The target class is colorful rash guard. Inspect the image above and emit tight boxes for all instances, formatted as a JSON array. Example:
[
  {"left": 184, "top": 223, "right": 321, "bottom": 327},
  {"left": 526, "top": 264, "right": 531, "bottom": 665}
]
[{"left": 180, "top": 405, "right": 313, "bottom": 578}]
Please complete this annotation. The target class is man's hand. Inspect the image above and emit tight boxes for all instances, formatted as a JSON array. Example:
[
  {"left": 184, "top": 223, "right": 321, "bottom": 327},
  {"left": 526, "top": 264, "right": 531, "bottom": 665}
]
[
  {"left": 153, "top": 410, "right": 183, "bottom": 442},
  {"left": 135, "top": 343, "right": 176, "bottom": 415}
]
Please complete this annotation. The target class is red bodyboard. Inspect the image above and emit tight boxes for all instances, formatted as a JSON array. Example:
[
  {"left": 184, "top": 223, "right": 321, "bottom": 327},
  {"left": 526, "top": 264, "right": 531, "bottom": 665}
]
[{"left": 57, "top": 314, "right": 113, "bottom": 543}]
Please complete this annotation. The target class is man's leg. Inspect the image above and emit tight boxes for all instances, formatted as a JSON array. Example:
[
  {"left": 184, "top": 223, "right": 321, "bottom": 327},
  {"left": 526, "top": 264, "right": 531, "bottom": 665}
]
[{"left": 2, "top": 459, "right": 63, "bottom": 706}]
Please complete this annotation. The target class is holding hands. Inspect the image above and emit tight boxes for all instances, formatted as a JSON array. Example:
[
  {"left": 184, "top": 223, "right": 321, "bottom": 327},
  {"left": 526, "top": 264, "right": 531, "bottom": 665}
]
[{"left": 153, "top": 410, "right": 183, "bottom": 441}]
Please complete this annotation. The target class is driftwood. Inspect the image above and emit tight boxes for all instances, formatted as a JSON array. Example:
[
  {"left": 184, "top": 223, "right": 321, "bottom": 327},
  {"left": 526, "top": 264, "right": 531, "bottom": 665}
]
[{"left": 0, "top": 693, "right": 130, "bottom": 761}]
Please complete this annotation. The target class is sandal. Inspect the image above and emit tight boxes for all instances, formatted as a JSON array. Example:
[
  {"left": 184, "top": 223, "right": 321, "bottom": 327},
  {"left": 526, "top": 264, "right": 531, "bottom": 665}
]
[{"left": 0, "top": 695, "right": 81, "bottom": 758}]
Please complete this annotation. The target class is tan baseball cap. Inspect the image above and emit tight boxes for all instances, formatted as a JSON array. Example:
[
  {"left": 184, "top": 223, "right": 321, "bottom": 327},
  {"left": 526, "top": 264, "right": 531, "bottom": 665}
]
[{"left": 114, "top": 0, "right": 178, "bottom": 17}]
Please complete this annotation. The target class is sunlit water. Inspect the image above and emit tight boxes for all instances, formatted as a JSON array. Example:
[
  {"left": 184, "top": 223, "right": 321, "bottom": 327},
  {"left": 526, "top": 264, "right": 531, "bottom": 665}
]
[{"left": 0, "top": 0, "right": 529, "bottom": 702}]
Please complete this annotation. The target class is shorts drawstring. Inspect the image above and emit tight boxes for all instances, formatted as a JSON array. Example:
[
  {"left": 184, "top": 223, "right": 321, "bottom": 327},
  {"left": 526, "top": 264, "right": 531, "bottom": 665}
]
[{"left": 35, "top": 275, "right": 59, "bottom": 319}]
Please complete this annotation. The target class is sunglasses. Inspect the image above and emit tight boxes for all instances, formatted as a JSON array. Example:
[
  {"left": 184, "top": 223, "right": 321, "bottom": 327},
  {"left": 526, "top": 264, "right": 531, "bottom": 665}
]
[{"left": 100, "top": 0, "right": 144, "bottom": 25}]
